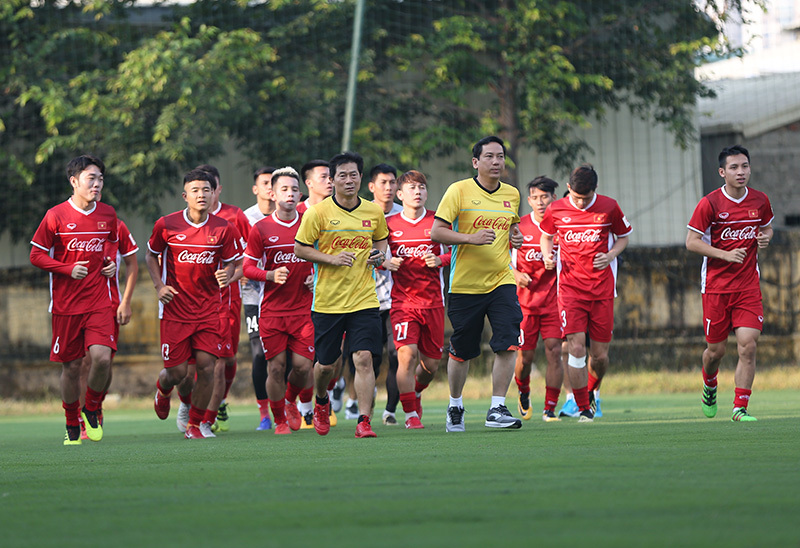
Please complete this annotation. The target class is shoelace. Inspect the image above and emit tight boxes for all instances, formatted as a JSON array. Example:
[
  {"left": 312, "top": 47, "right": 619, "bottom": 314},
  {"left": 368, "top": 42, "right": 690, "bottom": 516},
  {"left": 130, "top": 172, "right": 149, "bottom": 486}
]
[{"left": 448, "top": 407, "right": 464, "bottom": 424}]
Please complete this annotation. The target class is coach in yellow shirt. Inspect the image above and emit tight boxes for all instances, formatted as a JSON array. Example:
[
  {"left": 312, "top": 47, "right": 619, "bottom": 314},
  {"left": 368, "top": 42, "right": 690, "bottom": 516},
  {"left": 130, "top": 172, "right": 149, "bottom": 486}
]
[
  {"left": 432, "top": 136, "right": 525, "bottom": 432},
  {"left": 295, "top": 152, "right": 389, "bottom": 439}
]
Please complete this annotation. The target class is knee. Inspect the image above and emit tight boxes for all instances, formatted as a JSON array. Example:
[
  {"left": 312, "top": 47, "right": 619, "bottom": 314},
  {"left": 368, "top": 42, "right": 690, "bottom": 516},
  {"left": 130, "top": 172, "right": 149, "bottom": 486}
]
[
  {"left": 353, "top": 351, "right": 373, "bottom": 371},
  {"left": 738, "top": 339, "right": 757, "bottom": 361},
  {"left": 705, "top": 344, "right": 726, "bottom": 362}
]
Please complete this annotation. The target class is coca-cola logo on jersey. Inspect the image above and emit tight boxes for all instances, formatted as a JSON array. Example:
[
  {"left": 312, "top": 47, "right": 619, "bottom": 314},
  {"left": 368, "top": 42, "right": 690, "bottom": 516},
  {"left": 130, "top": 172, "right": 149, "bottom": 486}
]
[
  {"left": 472, "top": 215, "right": 510, "bottom": 231},
  {"left": 396, "top": 243, "right": 434, "bottom": 258},
  {"left": 720, "top": 226, "right": 757, "bottom": 241},
  {"left": 562, "top": 229, "right": 602, "bottom": 243},
  {"left": 66, "top": 237, "right": 104, "bottom": 253},
  {"left": 331, "top": 235, "right": 371, "bottom": 250},
  {"left": 274, "top": 251, "right": 303, "bottom": 264},
  {"left": 177, "top": 250, "right": 216, "bottom": 264},
  {"left": 524, "top": 249, "right": 544, "bottom": 262}
]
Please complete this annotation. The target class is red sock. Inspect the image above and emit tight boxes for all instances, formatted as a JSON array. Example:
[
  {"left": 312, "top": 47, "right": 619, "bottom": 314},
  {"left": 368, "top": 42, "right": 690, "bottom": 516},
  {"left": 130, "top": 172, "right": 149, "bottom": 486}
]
[
  {"left": 270, "top": 399, "right": 286, "bottom": 424},
  {"left": 285, "top": 382, "right": 303, "bottom": 403},
  {"left": 63, "top": 400, "right": 81, "bottom": 427},
  {"left": 399, "top": 392, "right": 417, "bottom": 414},
  {"left": 257, "top": 399, "right": 271, "bottom": 420},
  {"left": 84, "top": 386, "right": 104, "bottom": 412},
  {"left": 702, "top": 367, "right": 718, "bottom": 389},
  {"left": 734, "top": 387, "right": 752, "bottom": 409},
  {"left": 178, "top": 391, "right": 192, "bottom": 405},
  {"left": 587, "top": 372, "right": 599, "bottom": 392},
  {"left": 514, "top": 374, "right": 531, "bottom": 394},
  {"left": 414, "top": 380, "right": 429, "bottom": 394},
  {"left": 188, "top": 405, "right": 205, "bottom": 427},
  {"left": 573, "top": 386, "right": 591, "bottom": 411},
  {"left": 223, "top": 362, "right": 237, "bottom": 399},
  {"left": 327, "top": 377, "right": 337, "bottom": 391},
  {"left": 203, "top": 408, "right": 217, "bottom": 424},
  {"left": 544, "top": 386, "right": 561, "bottom": 412},
  {"left": 299, "top": 387, "right": 313, "bottom": 404},
  {"left": 156, "top": 380, "right": 173, "bottom": 398}
]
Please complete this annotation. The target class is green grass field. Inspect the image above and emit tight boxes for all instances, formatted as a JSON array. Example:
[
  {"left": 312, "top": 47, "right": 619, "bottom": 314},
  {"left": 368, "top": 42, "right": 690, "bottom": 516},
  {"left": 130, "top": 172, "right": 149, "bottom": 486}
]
[{"left": 1, "top": 391, "right": 798, "bottom": 547}]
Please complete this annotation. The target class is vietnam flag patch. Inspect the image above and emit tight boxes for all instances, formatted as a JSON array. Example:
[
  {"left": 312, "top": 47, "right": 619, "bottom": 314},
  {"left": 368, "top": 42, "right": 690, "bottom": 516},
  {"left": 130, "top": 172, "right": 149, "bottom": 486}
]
[
  {"left": 749, "top": 209, "right": 759, "bottom": 218},
  {"left": 208, "top": 235, "right": 218, "bottom": 244},
  {"left": 362, "top": 220, "right": 372, "bottom": 227},
  {"left": 593, "top": 214, "right": 607, "bottom": 223},
  {"left": 97, "top": 221, "right": 108, "bottom": 230},
  {"left": 503, "top": 201, "right": 511, "bottom": 208}
]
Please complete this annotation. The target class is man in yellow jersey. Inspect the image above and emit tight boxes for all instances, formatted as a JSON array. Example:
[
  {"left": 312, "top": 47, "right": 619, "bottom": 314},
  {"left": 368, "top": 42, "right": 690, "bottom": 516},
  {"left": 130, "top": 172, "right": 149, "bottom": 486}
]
[
  {"left": 295, "top": 152, "right": 390, "bottom": 438},
  {"left": 431, "top": 136, "right": 524, "bottom": 432}
]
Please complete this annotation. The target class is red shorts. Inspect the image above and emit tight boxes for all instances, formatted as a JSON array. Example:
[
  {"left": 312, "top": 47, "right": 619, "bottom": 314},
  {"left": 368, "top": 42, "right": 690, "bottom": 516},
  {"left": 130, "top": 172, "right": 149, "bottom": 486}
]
[
  {"left": 702, "top": 289, "right": 763, "bottom": 344},
  {"left": 50, "top": 308, "right": 117, "bottom": 363},
  {"left": 518, "top": 307, "right": 562, "bottom": 351},
  {"left": 160, "top": 318, "right": 222, "bottom": 367},
  {"left": 558, "top": 294, "right": 614, "bottom": 343},
  {"left": 259, "top": 314, "right": 315, "bottom": 361},
  {"left": 215, "top": 302, "right": 239, "bottom": 359},
  {"left": 390, "top": 307, "right": 445, "bottom": 360}
]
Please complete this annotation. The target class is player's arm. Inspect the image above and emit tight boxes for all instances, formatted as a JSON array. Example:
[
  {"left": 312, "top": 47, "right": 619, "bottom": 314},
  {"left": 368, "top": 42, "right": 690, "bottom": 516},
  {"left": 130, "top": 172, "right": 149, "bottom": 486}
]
[
  {"left": 509, "top": 223, "right": 523, "bottom": 249},
  {"left": 117, "top": 253, "right": 139, "bottom": 325},
  {"left": 368, "top": 238, "right": 388, "bottom": 268},
  {"left": 30, "top": 245, "right": 87, "bottom": 279},
  {"left": 540, "top": 233, "right": 556, "bottom": 270},
  {"left": 145, "top": 250, "right": 178, "bottom": 303},
  {"left": 294, "top": 240, "right": 356, "bottom": 267},
  {"left": 430, "top": 218, "right": 495, "bottom": 246},
  {"left": 686, "top": 229, "right": 745, "bottom": 264},
  {"left": 228, "top": 258, "right": 244, "bottom": 284},
  {"left": 594, "top": 235, "right": 629, "bottom": 270},
  {"left": 243, "top": 255, "right": 289, "bottom": 284},
  {"left": 757, "top": 225, "right": 773, "bottom": 249}
]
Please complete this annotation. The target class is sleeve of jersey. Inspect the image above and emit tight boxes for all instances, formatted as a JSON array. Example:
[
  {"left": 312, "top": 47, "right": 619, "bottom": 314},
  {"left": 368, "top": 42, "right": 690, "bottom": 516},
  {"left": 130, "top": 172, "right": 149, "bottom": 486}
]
[
  {"left": 222, "top": 226, "right": 241, "bottom": 262},
  {"left": 687, "top": 198, "right": 712, "bottom": 235},
  {"left": 612, "top": 204, "right": 633, "bottom": 237},
  {"left": 539, "top": 209, "right": 556, "bottom": 236},
  {"left": 511, "top": 194, "right": 521, "bottom": 225},
  {"left": 295, "top": 208, "right": 320, "bottom": 247},
  {"left": 237, "top": 211, "right": 251, "bottom": 249},
  {"left": 761, "top": 195, "right": 775, "bottom": 227},
  {"left": 434, "top": 185, "right": 459, "bottom": 225},
  {"left": 118, "top": 222, "right": 139, "bottom": 257},
  {"left": 30, "top": 246, "right": 73, "bottom": 276},
  {"left": 30, "top": 211, "right": 55, "bottom": 253},
  {"left": 374, "top": 212, "right": 390, "bottom": 241},
  {"left": 243, "top": 256, "right": 267, "bottom": 282},
  {"left": 438, "top": 250, "right": 452, "bottom": 268},
  {"left": 147, "top": 217, "right": 167, "bottom": 254}
]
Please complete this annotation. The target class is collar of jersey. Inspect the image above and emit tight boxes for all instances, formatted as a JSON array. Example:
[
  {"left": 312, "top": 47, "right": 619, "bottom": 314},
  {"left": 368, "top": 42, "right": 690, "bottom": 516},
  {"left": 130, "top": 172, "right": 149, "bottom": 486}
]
[{"left": 332, "top": 195, "right": 361, "bottom": 212}]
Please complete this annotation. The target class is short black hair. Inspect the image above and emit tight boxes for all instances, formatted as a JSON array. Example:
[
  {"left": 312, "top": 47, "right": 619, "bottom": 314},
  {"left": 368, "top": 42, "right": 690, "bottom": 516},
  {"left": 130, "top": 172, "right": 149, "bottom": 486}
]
[
  {"left": 569, "top": 164, "right": 598, "bottom": 195},
  {"left": 472, "top": 136, "right": 506, "bottom": 159},
  {"left": 195, "top": 164, "right": 219, "bottom": 190},
  {"left": 719, "top": 145, "right": 750, "bottom": 168},
  {"left": 527, "top": 175, "right": 558, "bottom": 196},
  {"left": 67, "top": 155, "right": 105, "bottom": 179},
  {"left": 369, "top": 163, "right": 397, "bottom": 182},
  {"left": 254, "top": 166, "right": 275, "bottom": 182},
  {"left": 301, "top": 160, "right": 329, "bottom": 182},
  {"left": 329, "top": 152, "right": 363, "bottom": 178},
  {"left": 183, "top": 168, "right": 216, "bottom": 188}
]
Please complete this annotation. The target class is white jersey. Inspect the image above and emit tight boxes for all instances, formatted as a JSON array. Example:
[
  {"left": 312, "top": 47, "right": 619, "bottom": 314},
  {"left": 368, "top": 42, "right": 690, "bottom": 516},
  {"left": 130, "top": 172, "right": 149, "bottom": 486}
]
[
  {"left": 375, "top": 202, "right": 403, "bottom": 311},
  {"left": 242, "top": 203, "right": 271, "bottom": 306}
]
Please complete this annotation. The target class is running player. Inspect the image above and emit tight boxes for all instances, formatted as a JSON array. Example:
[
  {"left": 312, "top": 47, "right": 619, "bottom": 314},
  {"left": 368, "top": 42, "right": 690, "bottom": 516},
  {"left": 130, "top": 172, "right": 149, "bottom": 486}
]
[
  {"left": 540, "top": 164, "right": 632, "bottom": 422},
  {"left": 243, "top": 167, "right": 314, "bottom": 434},
  {"left": 294, "top": 151, "right": 389, "bottom": 438},
  {"left": 297, "top": 159, "right": 333, "bottom": 214},
  {"left": 686, "top": 145, "right": 773, "bottom": 422},
  {"left": 30, "top": 155, "right": 119, "bottom": 445},
  {"left": 383, "top": 170, "right": 449, "bottom": 429},
  {"left": 147, "top": 168, "right": 240, "bottom": 439},
  {"left": 431, "top": 136, "right": 524, "bottom": 432},
  {"left": 511, "top": 176, "right": 563, "bottom": 422}
]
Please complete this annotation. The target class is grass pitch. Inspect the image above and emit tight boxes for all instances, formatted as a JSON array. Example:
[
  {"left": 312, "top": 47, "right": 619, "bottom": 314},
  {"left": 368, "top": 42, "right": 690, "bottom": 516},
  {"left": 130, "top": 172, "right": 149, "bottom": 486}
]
[{"left": 1, "top": 391, "right": 798, "bottom": 547}]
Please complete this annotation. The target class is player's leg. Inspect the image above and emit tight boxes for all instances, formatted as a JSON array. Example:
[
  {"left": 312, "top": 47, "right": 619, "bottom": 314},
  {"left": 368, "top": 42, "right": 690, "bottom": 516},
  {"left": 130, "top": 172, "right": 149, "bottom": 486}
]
[
  {"left": 731, "top": 327, "right": 759, "bottom": 421},
  {"left": 284, "top": 319, "right": 315, "bottom": 431},
  {"left": 397, "top": 343, "right": 423, "bottom": 428},
  {"left": 310, "top": 312, "right": 346, "bottom": 436},
  {"left": 514, "top": 350, "right": 535, "bottom": 420},
  {"left": 587, "top": 340, "right": 610, "bottom": 417},
  {"left": 445, "top": 293, "right": 486, "bottom": 432},
  {"left": 81, "top": 344, "right": 112, "bottom": 441},
  {"left": 246, "top": 304, "right": 271, "bottom": 430},
  {"left": 700, "top": 292, "right": 731, "bottom": 418},
  {"left": 266, "top": 350, "right": 291, "bottom": 434},
  {"left": 565, "top": 331, "right": 592, "bottom": 421},
  {"left": 342, "top": 335, "right": 358, "bottom": 420},
  {"left": 189, "top": 350, "right": 217, "bottom": 439},
  {"left": 485, "top": 285, "right": 524, "bottom": 429},
  {"left": 381, "top": 310, "right": 400, "bottom": 425},
  {"left": 542, "top": 337, "right": 563, "bottom": 421},
  {"left": 204, "top": 358, "right": 227, "bottom": 430},
  {"left": 558, "top": 339, "right": 579, "bottom": 417},
  {"left": 345, "top": 308, "right": 382, "bottom": 438}
]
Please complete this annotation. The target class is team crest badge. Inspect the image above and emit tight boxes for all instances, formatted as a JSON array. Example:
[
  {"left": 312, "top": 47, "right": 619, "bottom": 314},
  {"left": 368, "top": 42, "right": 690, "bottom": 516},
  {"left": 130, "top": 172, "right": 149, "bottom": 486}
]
[
  {"left": 471, "top": 200, "right": 481, "bottom": 205},
  {"left": 719, "top": 212, "right": 729, "bottom": 219},
  {"left": 523, "top": 235, "right": 533, "bottom": 242},
  {"left": 176, "top": 234, "right": 186, "bottom": 241},
  {"left": 330, "top": 220, "right": 340, "bottom": 225},
  {"left": 593, "top": 214, "right": 606, "bottom": 223},
  {"left": 503, "top": 201, "right": 511, "bottom": 208},
  {"left": 97, "top": 221, "right": 108, "bottom": 230},
  {"left": 362, "top": 220, "right": 372, "bottom": 227},
  {"left": 393, "top": 231, "right": 404, "bottom": 237},
  {"left": 748, "top": 209, "right": 759, "bottom": 218},
  {"left": 67, "top": 223, "right": 77, "bottom": 230},
  {"left": 269, "top": 236, "right": 279, "bottom": 243},
  {"left": 208, "top": 235, "right": 218, "bottom": 244},
  {"left": 562, "top": 217, "right": 572, "bottom": 223}
]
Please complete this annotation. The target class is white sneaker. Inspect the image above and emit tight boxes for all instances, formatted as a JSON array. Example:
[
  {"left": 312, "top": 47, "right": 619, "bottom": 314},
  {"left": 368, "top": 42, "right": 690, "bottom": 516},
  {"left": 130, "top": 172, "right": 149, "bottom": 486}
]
[
  {"left": 446, "top": 406, "right": 465, "bottom": 432},
  {"left": 382, "top": 410, "right": 397, "bottom": 425},
  {"left": 177, "top": 402, "right": 190, "bottom": 433},
  {"left": 331, "top": 377, "right": 346, "bottom": 413},
  {"left": 345, "top": 399, "right": 359, "bottom": 420},
  {"left": 485, "top": 405, "right": 522, "bottom": 429},
  {"left": 199, "top": 421, "right": 217, "bottom": 438}
]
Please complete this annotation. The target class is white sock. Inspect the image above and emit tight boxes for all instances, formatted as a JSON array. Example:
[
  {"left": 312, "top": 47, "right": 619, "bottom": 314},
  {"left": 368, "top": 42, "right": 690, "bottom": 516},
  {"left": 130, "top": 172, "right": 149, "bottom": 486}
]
[
  {"left": 382, "top": 409, "right": 395, "bottom": 418},
  {"left": 491, "top": 395, "right": 505, "bottom": 408},
  {"left": 449, "top": 396, "right": 463, "bottom": 408},
  {"left": 298, "top": 401, "right": 312, "bottom": 415},
  {"left": 405, "top": 411, "right": 419, "bottom": 419},
  {"left": 345, "top": 398, "right": 357, "bottom": 407},
  {"left": 566, "top": 392, "right": 575, "bottom": 402}
]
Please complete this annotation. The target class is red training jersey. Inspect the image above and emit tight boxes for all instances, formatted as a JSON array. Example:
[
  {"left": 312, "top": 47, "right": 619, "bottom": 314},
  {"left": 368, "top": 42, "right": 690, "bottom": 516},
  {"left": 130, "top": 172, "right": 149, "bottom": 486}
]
[
  {"left": 687, "top": 186, "right": 773, "bottom": 294},
  {"left": 105, "top": 219, "right": 139, "bottom": 308},
  {"left": 386, "top": 210, "right": 450, "bottom": 309},
  {"left": 243, "top": 211, "right": 313, "bottom": 317},
  {"left": 540, "top": 193, "right": 632, "bottom": 301},
  {"left": 30, "top": 198, "right": 119, "bottom": 315},
  {"left": 211, "top": 202, "right": 249, "bottom": 302},
  {"left": 512, "top": 214, "right": 558, "bottom": 313},
  {"left": 148, "top": 209, "right": 240, "bottom": 323}
]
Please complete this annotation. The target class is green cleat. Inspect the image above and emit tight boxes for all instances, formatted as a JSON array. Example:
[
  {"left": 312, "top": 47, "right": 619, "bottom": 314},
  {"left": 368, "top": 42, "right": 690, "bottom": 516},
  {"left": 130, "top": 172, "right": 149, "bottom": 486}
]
[
  {"left": 216, "top": 402, "right": 230, "bottom": 432},
  {"left": 63, "top": 426, "right": 81, "bottom": 446},
  {"left": 701, "top": 385, "right": 717, "bottom": 418},
  {"left": 81, "top": 407, "right": 103, "bottom": 441},
  {"left": 731, "top": 407, "right": 757, "bottom": 422}
]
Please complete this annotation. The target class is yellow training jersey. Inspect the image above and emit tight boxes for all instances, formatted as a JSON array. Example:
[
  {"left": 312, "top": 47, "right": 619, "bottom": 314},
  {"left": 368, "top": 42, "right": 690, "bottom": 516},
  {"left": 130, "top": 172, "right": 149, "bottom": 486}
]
[
  {"left": 435, "top": 177, "right": 520, "bottom": 294},
  {"left": 295, "top": 196, "right": 390, "bottom": 314}
]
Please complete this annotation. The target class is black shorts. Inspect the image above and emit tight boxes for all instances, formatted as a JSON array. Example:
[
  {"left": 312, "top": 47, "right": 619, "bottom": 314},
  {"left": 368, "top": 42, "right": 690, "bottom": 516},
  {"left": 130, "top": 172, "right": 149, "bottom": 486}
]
[
  {"left": 447, "top": 284, "right": 523, "bottom": 362},
  {"left": 312, "top": 308, "right": 382, "bottom": 366}
]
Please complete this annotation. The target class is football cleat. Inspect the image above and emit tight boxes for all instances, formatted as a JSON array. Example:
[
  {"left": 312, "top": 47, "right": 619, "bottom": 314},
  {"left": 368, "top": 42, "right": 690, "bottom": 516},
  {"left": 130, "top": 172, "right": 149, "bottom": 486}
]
[
  {"left": 578, "top": 409, "right": 595, "bottom": 422},
  {"left": 702, "top": 385, "right": 718, "bottom": 418},
  {"left": 313, "top": 402, "right": 331, "bottom": 436},
  {"left": 274, "top": 422, "right": 291, "bottom": 435},
  {"left": 64, "top": 426, "right": 82, "bottom": 446},
  {"left": 176, "top": 402, "right": 189, "bottom": 433},
  {"left": 184, "top": 425, "right": 205, "bottom": 439},
  {"left": 405, "top": 416, "right": 424, "bottom": 429},
  {"left": 199, "top": 421, "right": 216, "bottom": 438},
  {"left": 79, "top": 421, "right": 89, "bottom": 440},
  {"left": 589, "top": 392, "right": 603, "bottom": 419},
  {"left": 446, "top": 406, "right": 465, "bottom": 432},
  {"left": 382, "top": 411, "right": 398, "bottom": 425},
  {"left": 344, "top": 399, "right": 359, "bottom": 420},
  {"left": 518, "top": 391, "right": 533, "bottom": 421},
  {"left": 285, "top": 401, "right": 302, "bottom": 431},
  {"left": 542, "top": 409, "right": 561, "bottom": 422},
  {"left": 416, "top": 394, "right": 423, "bottom": 419},
  {"left": 331, "top": 377, "right": 346, "bottom": 413},
  {"left": 216, "top": 402, "right": 230, "bottom": 432},
  {"left": 154, "top": 390, "right": 171, "bottom": 420},
  {"left": 731, "top": 407, "right": 757, "bottom": 422},
  {"left": 299, "top": 412, "right": 314, "bottom": 429},
  {"left": 355, "top": 416, "right": 377, "bottom": 438},
  {"left": 485, "top": 405, "right": 522, "bottom": 429},
  {"left": 81, "top": 407, "right": 103, "bottom": 442},
  {"left": 558, "top": 397, "right": 580, "bottom": 418},
  {"left": 256, "top": 416, "right": 272, "bottom": 431},
  {"left": 329, "top": 408, "right": 338, "bottom": 427}
]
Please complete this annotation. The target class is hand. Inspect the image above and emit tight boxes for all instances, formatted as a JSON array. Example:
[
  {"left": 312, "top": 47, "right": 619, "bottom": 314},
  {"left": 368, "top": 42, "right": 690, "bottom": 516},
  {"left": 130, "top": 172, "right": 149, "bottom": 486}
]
[
  {"left": 330, "top": 251, "right": 357, "bottom": 267},
  {"left": 469, "top": 229, "right": 496, "bottom": 245},
  {"left": 101, "top": 257, "right": 116, "bottom": 278},
  {"left": 757, "top": 232, "right": 771, "bottom": 249},
  {"left": 423, "top": 253, "right": 442, "bottom": 268},
  {"left": 304, "top": 274, "right": 314, "bottom": 291},
  {"left": 514, "top": 270, "right": 531, "bottom": 288},
  {"left": 509, "top": 226, "right": 523, "bottom": 249},
  {"left": 543, "top": 252, "right": 556, "bottom": 271},
  {"left": 272, "top": 266, "right": 290, "bottom": 284},
  {"left": 71, "top": 261, "right": 89, "bottom": 280},
  {"left": 367, "top": 249, "right": 385, "bottom": 268},
  {"left": 215, "top": 269, "right": 230, "bottom": 288},
  {"left": 386, "top": 257, "right": 404, "bottom": 272},
  {"left": 723, "top": 248, "right": 746, "bottom": 264},
  {"left": 593, "top": 252, "right": 612, "bottom": 270},
  {"left": 158, "top": 285, "right": 179, "bottom": 304},
  {"left": 117, "top": 303, "right": 132, "bottom": 326}
]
